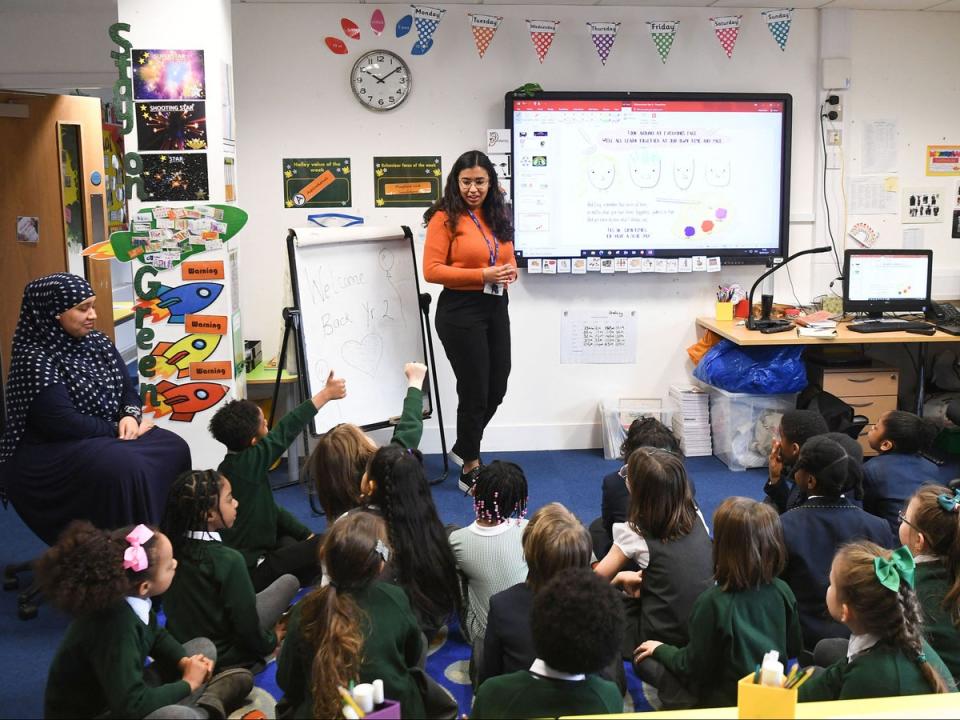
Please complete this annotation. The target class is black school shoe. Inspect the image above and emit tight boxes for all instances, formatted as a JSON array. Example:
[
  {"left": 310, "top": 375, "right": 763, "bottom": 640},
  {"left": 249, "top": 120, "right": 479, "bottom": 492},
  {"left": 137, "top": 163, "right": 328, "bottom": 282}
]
[
  {"left": 196, "top": 668, "right": 254, "bottom": 719},
  {"left": 458, "top": 466, "right": 481, "bottom": 494}
]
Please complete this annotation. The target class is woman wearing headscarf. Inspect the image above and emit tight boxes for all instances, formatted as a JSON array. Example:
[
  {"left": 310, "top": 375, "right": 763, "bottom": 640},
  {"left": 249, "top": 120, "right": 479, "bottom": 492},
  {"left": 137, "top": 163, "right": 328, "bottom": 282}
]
[{"left": 0, "top": 273, "right": 190, "bottom": 544}]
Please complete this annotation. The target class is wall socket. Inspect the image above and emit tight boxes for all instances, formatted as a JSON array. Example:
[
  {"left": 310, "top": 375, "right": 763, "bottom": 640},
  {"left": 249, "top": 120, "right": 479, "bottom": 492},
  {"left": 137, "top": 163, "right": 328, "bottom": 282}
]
[{"left": 827, "top": 129, "right": 842, "bottom": 146}]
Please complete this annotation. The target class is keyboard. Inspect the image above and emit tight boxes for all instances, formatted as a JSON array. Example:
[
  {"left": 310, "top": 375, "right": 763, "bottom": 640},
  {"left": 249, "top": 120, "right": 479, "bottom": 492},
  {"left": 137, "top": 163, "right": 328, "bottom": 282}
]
[{"left": 848, "top": 320, "right": 935, "bottom": 334}]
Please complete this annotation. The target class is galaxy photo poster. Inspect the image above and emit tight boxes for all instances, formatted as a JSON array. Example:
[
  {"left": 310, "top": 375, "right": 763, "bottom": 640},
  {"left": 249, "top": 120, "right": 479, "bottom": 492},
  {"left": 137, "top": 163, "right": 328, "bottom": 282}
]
[{"left": 133, "top": 49, "right": 209, "bottom": 201}]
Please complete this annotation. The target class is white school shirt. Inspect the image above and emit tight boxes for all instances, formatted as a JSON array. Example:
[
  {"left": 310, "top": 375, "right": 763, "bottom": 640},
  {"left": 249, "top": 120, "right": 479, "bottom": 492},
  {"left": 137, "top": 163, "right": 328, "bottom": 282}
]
[{"left": 612, "top": 508, "right": 710, "bottom": 569}]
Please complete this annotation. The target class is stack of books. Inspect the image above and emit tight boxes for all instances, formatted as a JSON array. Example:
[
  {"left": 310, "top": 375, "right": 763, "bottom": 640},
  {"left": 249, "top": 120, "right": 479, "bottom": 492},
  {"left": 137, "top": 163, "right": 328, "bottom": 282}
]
[{"left": 669, "top": 385, "right": 713, "bottom": 457}]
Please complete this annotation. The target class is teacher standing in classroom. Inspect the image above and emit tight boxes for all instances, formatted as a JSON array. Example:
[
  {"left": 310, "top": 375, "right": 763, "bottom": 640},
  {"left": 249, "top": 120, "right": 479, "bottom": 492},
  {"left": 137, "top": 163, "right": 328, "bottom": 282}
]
[{"left": 423, "top": 150, "right": 516, "bottom": 494}]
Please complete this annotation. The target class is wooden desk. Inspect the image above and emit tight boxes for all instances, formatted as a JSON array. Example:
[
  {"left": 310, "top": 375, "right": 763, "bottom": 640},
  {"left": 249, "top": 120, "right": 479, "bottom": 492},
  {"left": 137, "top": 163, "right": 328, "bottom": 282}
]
[
  {"left": 580, "top": 691, "right": 960, "bottom": 719},
  {"left": 696, "top": 317, "right": 959, "bottom": 415}
]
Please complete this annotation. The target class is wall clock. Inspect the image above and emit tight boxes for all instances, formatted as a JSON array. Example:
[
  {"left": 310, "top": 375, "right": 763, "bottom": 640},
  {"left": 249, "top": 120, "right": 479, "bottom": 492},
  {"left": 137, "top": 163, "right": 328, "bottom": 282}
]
[{"left": 350, "top": 50, "right": 411, "bottom": 112}]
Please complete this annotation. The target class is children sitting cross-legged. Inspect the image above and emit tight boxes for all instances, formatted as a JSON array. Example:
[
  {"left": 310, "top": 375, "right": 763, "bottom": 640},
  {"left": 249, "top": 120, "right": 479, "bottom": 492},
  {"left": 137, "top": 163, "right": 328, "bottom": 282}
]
[
  {"left": 593, "top": 448, "right": 714, "bottom": 665},
  {"left": 864, "top": 410, "right": 942, "bottom": 533},
  {"left": 449, "top": 460, "right": 529, "bottom": 646},
  {"left": 896, "top": 484, "right": 960, "bottom": 680},
  {"left": 764, "top": 409, "right": 830, "bottom": 514},
  {"left": 590, "top": 416, "right": 684, "bottom": 559},
  {"left": 40, "top": 521, "right": 253, "bottom": 719},
  {"left": 634, "top": 497, "right": 803, "bottom": 709},
  {"left": 161, "top": 469, "right": 300, "bottom": 672},
  {"left": 277, "top": 512, "right": 436, "bottom": 720},
  {"left": 357, "top": 445, "right": 463, "bottom": 639},
  {"left": 209, "top": 370, "right": 346, "bottom": 591},
  {"left": 799, "top": 542, "right": 955, "bottom": 701},
  {"left": 471, "top": 567, "right": 626, "bottom": 719},
  {"left": 780, "top": 434, "right": 895, "bottom": 651},
  {"left": 307, "top": 362, "right": 428, "bottom": 520}
]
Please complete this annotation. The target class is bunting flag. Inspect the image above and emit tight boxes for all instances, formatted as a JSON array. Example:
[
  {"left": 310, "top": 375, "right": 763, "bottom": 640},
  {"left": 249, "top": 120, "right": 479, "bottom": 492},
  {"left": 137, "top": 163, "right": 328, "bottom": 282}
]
[
  {"left": 527, "top": 20, "right": 559, "bottom": 64},
  {"left": 468, "top": 13, "right": 502, "bottom": 59},
  {"left": 371, "top": 9, "right": 385, "bottom": 36},
  {"left": 647, "top": 20, "right": 679, "bottom": 64},
  {"left": 411, "top": 5, "right": 445, "bottom": 55},
  {"left": 762, "top": 8, "right": 793, "bottom": 51},
  {"left": 711, "top": 15, "right": 742, "bottom": 59},
  {"left": 587, "top": 22, "right": 620, "bottom": 66}
]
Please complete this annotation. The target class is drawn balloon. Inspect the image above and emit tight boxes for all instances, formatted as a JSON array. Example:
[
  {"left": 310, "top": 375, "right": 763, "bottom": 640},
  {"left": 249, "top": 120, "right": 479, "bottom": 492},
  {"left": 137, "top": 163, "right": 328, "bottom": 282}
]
[
  {"left": 371, "top": 9, "right": 385, "bottom": 36},
  {"left": 325, "top": 37, "right": 349, "bottom": 55},
  {"left": 395, "top": 14, "right": 412, "bottom": 38},
  {"left": 341, "top": 18, "right": 361, "bottom": 40}
]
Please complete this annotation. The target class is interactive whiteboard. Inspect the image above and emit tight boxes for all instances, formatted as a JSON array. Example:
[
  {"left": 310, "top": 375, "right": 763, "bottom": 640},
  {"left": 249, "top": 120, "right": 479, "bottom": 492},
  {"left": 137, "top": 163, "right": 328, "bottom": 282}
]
[{"left": 288, "top": 225, "right": 431, "bottom": 434}]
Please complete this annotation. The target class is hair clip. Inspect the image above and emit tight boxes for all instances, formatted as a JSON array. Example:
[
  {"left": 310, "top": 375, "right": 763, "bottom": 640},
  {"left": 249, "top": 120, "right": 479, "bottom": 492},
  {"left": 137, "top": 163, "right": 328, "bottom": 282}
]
[
  {"left": 374, "top": 538, "right": 390, "bottom": 563},
  {"left": 873, "top": 545, "right": 916, "bottom": 593},
  {"left": 916, "top": 652, "right": 928, "bottom": 665},
  {"left": 937, "top": 488, "right": 960, "bottom": 513},
  {"left": 123, "top": 524, "right": 154, "bottom": 572}
]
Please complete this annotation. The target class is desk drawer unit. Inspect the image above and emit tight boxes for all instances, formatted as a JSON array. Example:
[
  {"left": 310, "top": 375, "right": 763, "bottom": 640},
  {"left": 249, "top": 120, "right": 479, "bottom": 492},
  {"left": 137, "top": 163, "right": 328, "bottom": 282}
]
[{"left": 809, "top": 366, "right": 899, "bottom": 457}]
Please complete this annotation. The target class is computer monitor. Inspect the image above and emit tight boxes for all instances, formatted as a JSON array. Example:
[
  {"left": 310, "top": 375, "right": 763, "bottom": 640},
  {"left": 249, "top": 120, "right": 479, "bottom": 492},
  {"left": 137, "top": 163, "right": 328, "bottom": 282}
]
[{"left": 842, "top": 249, "right": 933, "bottom": 318}]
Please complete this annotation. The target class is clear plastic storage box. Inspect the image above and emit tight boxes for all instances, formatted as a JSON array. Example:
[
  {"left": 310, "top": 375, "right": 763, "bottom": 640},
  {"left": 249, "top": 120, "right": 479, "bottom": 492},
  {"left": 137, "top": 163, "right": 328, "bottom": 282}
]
[
  {"left": 599, "top": 398, "right": 674, "bottom": 461},
  {"left": 704, "top": 384, "right": 797, "bottom": 471}
]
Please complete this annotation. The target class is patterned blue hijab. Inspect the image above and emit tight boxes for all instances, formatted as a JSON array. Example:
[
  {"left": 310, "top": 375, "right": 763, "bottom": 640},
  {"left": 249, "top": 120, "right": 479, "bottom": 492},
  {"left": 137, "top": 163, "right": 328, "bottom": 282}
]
[{"left": 0, "top": 274, "right": 124, "bottom": 466}]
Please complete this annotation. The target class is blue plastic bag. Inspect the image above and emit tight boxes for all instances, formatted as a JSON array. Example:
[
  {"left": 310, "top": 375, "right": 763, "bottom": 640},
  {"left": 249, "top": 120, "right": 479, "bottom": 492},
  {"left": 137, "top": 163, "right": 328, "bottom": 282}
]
[{"left": 692, "top": 339, "right": 807, "bottom": 394}]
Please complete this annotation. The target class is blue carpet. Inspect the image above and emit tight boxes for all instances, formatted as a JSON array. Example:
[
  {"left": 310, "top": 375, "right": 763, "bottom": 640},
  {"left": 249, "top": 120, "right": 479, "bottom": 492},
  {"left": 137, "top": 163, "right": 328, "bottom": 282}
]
[{"left": 4, "top": 449, "right": 955, "bottom": 718}]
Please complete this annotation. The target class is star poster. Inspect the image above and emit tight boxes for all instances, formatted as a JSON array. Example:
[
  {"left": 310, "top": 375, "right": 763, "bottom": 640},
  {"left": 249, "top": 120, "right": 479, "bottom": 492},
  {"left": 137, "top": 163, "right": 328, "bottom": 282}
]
[
  {"left": 373, "top": 156, "right": 442, "bottom": 208},
  {"left": 587, "top": 22, "right": 620, "bottom": 66},
  {"left": 648, "top": 20, "right": 679, "bottom": 64},
  {"left": 762, "top": 9, "right": 793, "bottom": 52},
  {"left": 135, "top": 101, "right": 206, "bottom": 151},
  {"left": 141, "top": 153, "right": 210, "bottom": 201},
  {"left": 282, "top": 158, "right": 352, "bottom": 208},
  {"left": 132, "top": 49, "right": 205, "bottom": 101}
]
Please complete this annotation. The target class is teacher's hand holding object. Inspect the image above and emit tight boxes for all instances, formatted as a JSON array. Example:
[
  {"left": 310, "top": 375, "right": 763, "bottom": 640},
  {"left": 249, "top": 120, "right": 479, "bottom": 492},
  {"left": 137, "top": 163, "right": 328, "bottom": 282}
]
[
  {"left": 0, "top": 273, "right": 191, "bottom": 545},
  {"left": 422, "top": 150, "right": 515, "bottom": 494}
]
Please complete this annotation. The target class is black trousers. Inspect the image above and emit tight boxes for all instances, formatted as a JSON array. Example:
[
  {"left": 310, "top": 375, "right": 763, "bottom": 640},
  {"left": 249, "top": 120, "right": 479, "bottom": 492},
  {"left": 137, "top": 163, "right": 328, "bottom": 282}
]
[
  {"left": 434, "top": 289, "right": 511, "bottom": 463},
  {"left": 249, "top": 534, "right": 321, "bottom": 592}
]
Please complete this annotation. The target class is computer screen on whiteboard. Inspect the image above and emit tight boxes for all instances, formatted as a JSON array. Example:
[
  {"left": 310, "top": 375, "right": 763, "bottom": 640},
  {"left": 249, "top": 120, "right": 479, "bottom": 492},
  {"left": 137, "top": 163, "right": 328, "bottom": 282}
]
[{"left": 505, "top": 92, "right": 792, "bottom": 266}]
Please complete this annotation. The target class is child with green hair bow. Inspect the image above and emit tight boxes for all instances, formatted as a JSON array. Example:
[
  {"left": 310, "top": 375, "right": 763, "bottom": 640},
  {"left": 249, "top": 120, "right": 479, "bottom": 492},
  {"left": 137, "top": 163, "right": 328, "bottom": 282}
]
[{"left": 798, "top": 541, "right": 956, "bottom": 701}]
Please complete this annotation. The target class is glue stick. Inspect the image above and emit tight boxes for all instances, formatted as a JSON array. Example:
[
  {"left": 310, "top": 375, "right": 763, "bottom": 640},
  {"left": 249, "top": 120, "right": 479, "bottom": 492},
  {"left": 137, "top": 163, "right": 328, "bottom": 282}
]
[{"left": 759, "top": 650, "right": 784, "bottom": 687}]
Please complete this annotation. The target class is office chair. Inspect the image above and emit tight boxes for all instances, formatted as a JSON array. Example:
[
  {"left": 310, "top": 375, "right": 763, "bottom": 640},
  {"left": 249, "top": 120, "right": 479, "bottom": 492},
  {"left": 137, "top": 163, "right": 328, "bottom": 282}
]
[
  {"left": 797, "top": 386, "right": 870, "bottom": 442},
  {"left": 1, "top": 354, "right": 43, "bottom": 620}
]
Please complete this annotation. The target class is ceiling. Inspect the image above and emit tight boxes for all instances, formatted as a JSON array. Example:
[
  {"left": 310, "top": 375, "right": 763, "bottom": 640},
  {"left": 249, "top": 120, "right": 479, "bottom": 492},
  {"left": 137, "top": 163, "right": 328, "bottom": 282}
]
[{"left": 233, "top": 0, "right": 960, "bottom": 9}]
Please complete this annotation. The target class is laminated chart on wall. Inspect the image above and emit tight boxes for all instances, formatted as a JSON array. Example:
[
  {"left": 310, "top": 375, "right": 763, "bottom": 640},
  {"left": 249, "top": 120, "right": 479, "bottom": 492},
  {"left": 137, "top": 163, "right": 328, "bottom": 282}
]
[
  {"left": 560, "top": 309, "right": 637, "bottom": 364},
  {"left": 283, "top": 158, "right": 352, "bottom": 208},
  {"left": 373, "top": 156, "right": 442, "bottom": 208}
]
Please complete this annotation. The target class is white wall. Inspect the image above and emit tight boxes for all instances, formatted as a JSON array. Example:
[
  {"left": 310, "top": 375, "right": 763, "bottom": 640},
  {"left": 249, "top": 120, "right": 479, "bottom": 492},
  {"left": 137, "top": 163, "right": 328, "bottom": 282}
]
[{"left": 231, "top": 3, "right": 821, "bottom": 452}]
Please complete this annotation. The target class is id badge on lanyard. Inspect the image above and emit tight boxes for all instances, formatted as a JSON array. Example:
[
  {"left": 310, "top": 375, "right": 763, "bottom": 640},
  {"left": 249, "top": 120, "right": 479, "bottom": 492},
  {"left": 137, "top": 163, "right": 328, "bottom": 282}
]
[{"left": 468, "top": 210, "right": 503, "bottom": 296}]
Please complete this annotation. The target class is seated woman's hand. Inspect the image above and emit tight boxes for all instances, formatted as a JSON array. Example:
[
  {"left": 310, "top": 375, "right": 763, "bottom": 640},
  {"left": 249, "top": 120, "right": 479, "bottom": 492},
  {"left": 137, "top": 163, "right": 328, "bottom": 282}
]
[{"left": 118, "top": 416, "right": 139, "bottom": 440}]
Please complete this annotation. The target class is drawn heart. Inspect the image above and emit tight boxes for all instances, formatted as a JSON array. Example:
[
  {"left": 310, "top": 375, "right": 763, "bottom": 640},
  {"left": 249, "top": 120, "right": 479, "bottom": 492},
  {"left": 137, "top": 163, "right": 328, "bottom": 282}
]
[{"left": 341, "top": 334, "right": 382, "bottom": 377}]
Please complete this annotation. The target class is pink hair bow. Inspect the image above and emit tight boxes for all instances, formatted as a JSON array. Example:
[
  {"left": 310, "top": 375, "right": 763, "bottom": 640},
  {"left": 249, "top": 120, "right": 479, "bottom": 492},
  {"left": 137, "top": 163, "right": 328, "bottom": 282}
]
[{"left": 123, "top": 524, "right": 155, "bottom": 572}]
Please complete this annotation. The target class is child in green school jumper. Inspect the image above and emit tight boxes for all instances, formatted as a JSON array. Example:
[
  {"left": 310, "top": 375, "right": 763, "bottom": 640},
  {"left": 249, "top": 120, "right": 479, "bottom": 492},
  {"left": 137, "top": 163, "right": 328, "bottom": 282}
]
[
  {"left": 634, "top": 497, "right": 804, "bottom": 709},
  {"left": 799, "top": 541, "right": 955, "bottom": 701},
  {"left": 40, "top": 521, "right": 253, "bottom": 719},
  {"left": 276, "top": 512, "right": 427, "bottom": 719},
  {"left": 209, "top": 370, "right": 346, "bottom": 591},
  {"left": 161, "top": 469, "right": 300, "bottom": 671},
  {"left": 895, "top": 485, "right": 960, "bottom": 680},
  {"left": 306, "top": 362, "right": 428, "bottom": 520},
  {"left": 471, "top": 567, "right": 625, "bottom": 719}
]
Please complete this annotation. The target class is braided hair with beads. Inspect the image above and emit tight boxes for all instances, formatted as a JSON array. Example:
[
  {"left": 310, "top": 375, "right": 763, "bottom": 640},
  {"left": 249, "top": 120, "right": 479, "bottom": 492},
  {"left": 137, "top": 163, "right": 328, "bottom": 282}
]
[{"left": 473, "top": 460, "right": 528, "bottom": 525}]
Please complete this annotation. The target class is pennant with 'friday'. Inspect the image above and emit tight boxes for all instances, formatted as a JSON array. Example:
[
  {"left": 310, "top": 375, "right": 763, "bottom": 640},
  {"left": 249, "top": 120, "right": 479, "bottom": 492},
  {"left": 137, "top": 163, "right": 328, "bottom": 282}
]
[
  {"left": 469, "top": 13, "right": 502, "bottom": 59},
  {"left": 647, "top": 20, "right": 678, "bottom": 64},
  {"left": 527, "top": 19, "right": 559, "bottom": 64},
  {"left": 711, "top": 15, "right": 742, "bottom": 59},
  {"left": 411, "top": 5, "right": 445, "bottom": 55},
  {"left": 762, "top": 8, "right": 793, "bottom": 51},
  {"left": 587, "top": 22, "right": 620, "bottom": 65}
]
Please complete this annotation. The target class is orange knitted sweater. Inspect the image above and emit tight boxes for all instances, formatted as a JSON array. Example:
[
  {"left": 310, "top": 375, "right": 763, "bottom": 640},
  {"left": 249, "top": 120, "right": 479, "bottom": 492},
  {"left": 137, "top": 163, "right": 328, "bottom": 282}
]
[{"left": 422, "top": 210, "right": 515, "bottom": 291}]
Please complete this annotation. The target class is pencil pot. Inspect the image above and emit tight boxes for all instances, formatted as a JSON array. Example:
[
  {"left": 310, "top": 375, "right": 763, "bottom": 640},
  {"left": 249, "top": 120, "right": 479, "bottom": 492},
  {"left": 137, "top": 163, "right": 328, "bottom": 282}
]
[
  {"left": 715, "top": 301, "right": 734, "bottom": 321},
  {"left": 737, "top": 674, "right": 796, "bottom": 719}
]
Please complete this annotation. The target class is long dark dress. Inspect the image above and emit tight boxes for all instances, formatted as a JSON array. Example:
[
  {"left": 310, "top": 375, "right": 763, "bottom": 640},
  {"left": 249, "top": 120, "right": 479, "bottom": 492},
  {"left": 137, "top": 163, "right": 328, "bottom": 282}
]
[
  {"left": 5, "top": 345, "right": 190, "bottom": 543},
  {"left": 1, "top": 273, "right": 190, "bottom": 544}
]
